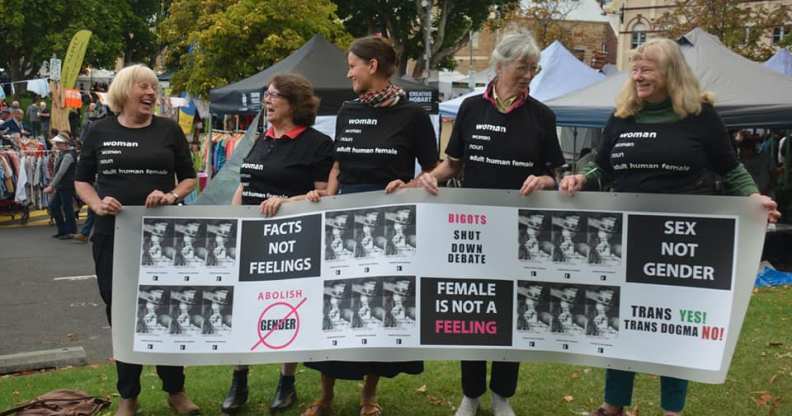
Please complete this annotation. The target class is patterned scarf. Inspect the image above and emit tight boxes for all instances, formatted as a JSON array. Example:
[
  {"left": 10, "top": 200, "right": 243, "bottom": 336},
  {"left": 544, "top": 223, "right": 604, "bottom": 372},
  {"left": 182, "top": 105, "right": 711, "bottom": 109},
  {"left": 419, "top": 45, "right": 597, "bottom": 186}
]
[{"left": 357, "top": 83, "right": 406, "bottom": 108}]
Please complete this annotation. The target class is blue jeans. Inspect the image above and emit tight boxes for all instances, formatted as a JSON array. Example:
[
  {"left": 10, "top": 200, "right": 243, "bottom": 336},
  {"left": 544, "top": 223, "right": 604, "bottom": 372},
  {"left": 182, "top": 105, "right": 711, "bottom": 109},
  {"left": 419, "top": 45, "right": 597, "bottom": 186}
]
[
  {"left": 49, "top": 187, "right": 77, "bottom": 235},
  {"left": 80, "top": 208, "right": 95, "bottom": 237}
]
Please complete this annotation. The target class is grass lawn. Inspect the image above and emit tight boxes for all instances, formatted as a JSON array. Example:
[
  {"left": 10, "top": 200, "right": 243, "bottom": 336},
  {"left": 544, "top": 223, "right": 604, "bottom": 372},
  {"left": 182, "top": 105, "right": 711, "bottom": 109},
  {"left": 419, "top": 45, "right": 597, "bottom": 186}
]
[{"left": 1, "top": 287, "right": 790, "bottom": 415}]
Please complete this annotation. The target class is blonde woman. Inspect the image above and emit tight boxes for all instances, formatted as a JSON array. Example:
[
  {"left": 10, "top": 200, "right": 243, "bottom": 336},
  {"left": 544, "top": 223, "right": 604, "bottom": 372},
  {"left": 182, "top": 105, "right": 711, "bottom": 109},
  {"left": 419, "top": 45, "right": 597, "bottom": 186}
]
[
  {"left": 75, "top": 64, "right": 198, "bottom": 416},
  {"left": 560, "top": 38, "right": 779, "bottom": 416}
]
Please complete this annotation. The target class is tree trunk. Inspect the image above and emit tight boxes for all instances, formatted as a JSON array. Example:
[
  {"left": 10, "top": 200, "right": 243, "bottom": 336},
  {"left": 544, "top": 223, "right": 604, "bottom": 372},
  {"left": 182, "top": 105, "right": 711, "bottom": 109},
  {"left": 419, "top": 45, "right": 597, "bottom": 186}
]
[
  {"left": 50, "top": 82, "right": 70, "bottom": 133},
  {"left": 411, "top": 59, "right": 426, "bottom": 79}
]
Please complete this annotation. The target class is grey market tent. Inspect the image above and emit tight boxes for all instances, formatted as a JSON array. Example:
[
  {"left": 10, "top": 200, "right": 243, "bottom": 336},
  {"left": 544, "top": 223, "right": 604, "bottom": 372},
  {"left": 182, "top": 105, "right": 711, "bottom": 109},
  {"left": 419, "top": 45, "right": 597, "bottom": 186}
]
[
  {"left": 209, "top": 34, "right": 437, "bottom": 115},
  {"left": 546, "top": 28, "right": 792, "bottom": 128}
]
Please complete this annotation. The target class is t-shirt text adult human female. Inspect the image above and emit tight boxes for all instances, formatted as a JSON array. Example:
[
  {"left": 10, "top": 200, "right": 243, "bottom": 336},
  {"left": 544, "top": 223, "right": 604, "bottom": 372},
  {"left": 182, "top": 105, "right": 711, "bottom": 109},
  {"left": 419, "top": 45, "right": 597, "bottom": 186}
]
[
  {"left": 445, "top": 92, "right": 565, "bottom": 189},
  {"left": 76, "top": 115, "right": 195, "bottom": 235},
  {"left": 333, "top": 99, "right": 438, "bottom": 187},
  {"left": 240, "top": 126, "right": 333, "bottom": 205}
]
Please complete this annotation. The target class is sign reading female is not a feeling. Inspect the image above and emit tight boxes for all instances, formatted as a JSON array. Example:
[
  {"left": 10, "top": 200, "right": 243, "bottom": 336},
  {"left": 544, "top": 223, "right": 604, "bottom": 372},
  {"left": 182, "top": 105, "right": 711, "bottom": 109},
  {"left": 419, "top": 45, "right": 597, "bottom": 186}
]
[{"left": 112, "top": 189, "right": 767, "bottom": 384}]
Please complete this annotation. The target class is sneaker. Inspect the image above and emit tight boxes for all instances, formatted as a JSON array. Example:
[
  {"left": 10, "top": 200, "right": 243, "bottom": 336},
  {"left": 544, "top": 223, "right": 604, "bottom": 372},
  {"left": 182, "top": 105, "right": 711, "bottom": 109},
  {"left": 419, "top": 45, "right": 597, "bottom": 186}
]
[
  {"left": 74, "top": 234, "right": 90, "bottom": 242},
  {"left": 491, "top": 392, "right": 515, "bottom": 416},
  {"left": 454, "top": 396, "right": 480, "bottom": 416}
]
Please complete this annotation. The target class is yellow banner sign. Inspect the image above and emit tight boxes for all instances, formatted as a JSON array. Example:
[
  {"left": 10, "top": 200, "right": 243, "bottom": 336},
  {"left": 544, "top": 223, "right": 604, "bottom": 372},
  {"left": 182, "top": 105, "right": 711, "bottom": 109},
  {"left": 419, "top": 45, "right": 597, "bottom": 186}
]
[
  {"left": 179, "top": 109, "right": 194, "bottom": 136},
  {"left": 61, "top": 30, "right": 92, "bottom": 89}
]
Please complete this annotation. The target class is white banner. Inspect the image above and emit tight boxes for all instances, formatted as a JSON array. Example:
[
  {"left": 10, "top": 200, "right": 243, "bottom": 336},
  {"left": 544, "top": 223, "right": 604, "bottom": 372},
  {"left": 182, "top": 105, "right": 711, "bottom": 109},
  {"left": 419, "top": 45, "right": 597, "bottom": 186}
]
[{"left": 112, "top": 189, "right": 767, "bottom": 383}]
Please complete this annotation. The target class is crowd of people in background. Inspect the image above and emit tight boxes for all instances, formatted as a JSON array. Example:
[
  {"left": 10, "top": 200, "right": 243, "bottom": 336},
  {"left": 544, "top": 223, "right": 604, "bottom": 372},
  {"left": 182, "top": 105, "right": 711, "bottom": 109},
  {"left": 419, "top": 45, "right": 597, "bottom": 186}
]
[
  {"left": 0, "top": 85, "right": 112, "bottom": 240},
  {"left": 734, "top": 129, "right": 792, "bottom": 220}
]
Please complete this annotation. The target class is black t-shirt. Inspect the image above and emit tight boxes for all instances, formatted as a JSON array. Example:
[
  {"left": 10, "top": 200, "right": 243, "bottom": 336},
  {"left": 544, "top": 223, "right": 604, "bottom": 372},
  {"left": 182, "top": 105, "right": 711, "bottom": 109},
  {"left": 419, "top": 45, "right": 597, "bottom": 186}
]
[
  {"left": 240, "top": 127, "right": 333, "bottom": 205},
  {"left": 334, "top": 99, "right": 438, "bottom": 186},
  {"left": 76, "top": 116, "right": 196, "bottom": 235},
  {"left": 445, "top": 94, "right": 565, "bottom": 189},
  {"left": 596, "top": 103, "right": 738, "bottom": 194}
]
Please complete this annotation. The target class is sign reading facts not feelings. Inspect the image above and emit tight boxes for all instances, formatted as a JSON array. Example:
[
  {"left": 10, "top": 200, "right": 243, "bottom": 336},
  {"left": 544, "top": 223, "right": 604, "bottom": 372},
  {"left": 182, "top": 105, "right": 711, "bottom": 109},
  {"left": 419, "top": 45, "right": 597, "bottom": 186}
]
[{"left": 112, "top": 189, "right": 767, "bottom": 384}]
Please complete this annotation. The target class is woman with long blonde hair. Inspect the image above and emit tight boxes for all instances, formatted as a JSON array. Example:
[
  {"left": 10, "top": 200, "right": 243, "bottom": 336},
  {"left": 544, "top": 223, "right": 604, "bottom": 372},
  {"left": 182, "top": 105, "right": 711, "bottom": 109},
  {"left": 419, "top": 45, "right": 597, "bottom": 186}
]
[{"left": 561, "top": 38, "right": 779, "bottom": 416}]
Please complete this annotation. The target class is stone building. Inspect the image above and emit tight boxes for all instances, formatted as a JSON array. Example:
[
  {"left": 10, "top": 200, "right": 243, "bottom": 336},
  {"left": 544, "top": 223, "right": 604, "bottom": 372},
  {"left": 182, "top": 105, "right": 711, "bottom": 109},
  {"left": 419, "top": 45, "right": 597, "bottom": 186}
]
[
  {"left": 605, "top": 0, "right": 792, "bottom": 69},
  {"left": 452, "top": 0, "right": 617, "bottom": 74}
]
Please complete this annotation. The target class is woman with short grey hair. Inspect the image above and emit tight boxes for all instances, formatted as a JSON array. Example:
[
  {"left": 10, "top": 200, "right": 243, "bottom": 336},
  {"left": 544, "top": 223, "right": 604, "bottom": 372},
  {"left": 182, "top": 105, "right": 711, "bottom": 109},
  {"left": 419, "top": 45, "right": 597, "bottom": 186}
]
[
  {"left": 490, "top": 31, "right": 541, "bottom": 70},
  {"left": 417, "top": 30, "right": 564, "bottom": 416}
]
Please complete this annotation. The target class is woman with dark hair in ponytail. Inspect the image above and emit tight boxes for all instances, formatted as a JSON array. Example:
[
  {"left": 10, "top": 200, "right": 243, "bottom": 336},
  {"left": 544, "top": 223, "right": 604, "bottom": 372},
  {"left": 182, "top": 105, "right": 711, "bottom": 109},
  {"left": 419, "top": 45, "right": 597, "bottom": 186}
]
[{"left": 301, "top": 35, "right": 438, "bottom": 416}]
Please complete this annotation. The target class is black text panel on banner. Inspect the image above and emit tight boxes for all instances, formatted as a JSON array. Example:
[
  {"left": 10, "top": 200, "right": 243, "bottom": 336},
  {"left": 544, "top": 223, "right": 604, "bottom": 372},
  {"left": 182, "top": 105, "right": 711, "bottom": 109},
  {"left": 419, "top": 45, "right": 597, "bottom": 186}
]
[{"left": 112, "top": 189, "right": 767, "bottom": 384}]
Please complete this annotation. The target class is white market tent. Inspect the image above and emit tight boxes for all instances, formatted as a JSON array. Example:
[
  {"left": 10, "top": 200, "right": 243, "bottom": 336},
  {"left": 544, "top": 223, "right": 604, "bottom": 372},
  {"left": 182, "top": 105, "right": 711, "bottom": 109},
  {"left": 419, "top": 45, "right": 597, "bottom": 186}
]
[
  {"left": 530, "top": 41, "right": 606, "bottom": 102},
  {"left": 438, "top": 41, "right": 605, "bottom": 117},
  {"left": 765, "top": 48, "right": 792, "bottom": 76},
  {"left": 547, "top": 28, "right": 792, "bottom": 128},
  {"left": 439, "top": 87, "right": 485, "bottom": 117}
]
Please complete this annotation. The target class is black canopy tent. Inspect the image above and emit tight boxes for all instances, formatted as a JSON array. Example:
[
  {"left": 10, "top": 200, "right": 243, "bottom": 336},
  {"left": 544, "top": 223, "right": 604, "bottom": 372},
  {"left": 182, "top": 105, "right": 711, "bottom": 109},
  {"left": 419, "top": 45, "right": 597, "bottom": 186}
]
[
  {"left": 198, "top": 35, "right": 439, "bottom": 205},
  {"left": 209, "top": 34, "right": 438, "bottom": 115}
]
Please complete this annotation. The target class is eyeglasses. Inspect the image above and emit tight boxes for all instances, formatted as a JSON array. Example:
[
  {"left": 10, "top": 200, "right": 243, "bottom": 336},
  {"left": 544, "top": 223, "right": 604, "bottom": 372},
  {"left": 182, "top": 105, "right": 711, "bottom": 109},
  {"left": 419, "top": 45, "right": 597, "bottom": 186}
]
[
  {"left": 263, "top": 90, "right": 285, "bottom": 99},
  {"left": 512, "top": 63, "right": 542, "bottom": 75}
]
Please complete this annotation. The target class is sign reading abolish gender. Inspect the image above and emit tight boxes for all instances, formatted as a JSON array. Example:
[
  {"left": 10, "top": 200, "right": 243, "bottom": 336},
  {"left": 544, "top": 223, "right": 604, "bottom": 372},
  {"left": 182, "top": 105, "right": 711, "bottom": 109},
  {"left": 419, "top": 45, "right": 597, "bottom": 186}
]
[{"left": 113, "top": 189, "right": 766, "bottom": 384}]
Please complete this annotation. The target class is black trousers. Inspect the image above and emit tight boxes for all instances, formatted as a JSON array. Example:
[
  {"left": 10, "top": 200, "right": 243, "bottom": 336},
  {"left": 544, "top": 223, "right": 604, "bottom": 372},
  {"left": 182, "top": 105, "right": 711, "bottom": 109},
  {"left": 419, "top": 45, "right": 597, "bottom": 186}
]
[
  {"left": 93, "top": 234, "right": 185, "bottom": 399},
  {"left": 460, "top": 361, "right": 519, "bottom": 398}
]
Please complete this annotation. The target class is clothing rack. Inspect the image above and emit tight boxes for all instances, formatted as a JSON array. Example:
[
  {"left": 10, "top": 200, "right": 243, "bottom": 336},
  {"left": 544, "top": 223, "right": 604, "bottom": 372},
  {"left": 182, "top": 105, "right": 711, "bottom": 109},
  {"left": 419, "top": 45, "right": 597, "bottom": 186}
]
[{"left": 0, "top": 149, "right": 54, "bottom": 211}]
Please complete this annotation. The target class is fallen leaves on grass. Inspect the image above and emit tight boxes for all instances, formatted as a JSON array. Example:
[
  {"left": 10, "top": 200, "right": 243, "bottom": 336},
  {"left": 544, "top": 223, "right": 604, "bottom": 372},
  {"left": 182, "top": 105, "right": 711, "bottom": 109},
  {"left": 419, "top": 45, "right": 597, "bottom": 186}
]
[
  {"left": 413, "top": 384, "right": 453, "bottom": 409},
  {"left": 751, "top": 390, "right": 782, "bottom": 413},
  {"left": 563, "top": 394, "right": 574, "bottom": 402},
  {"left": 425, "top": 394, "right": 454, "bottom": 409}
]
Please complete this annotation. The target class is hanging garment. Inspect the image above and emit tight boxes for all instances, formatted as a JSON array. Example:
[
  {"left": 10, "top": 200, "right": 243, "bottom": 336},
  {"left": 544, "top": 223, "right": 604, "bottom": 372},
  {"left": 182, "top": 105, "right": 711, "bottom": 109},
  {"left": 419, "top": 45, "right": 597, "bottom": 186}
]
[
  {"left": 14, "top": 155, "right": 29, "bottom": 204},
  {"left": 26, "top": 78, "right": 50, "bottom": 97}
]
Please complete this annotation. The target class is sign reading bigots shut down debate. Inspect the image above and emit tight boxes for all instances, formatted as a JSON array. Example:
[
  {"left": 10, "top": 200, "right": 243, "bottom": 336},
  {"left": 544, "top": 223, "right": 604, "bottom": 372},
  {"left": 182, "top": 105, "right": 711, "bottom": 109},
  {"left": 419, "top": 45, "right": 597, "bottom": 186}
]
[{"left": 114, "top": 189, "right": 766, "bottom": 384}]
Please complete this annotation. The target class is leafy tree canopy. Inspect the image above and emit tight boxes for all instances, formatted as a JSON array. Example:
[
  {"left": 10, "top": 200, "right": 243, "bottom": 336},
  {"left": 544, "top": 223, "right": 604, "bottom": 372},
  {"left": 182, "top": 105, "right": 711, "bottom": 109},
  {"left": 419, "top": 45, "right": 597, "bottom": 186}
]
[
  {"left": 653, "top": 0, "right": 792, "bottom": 61},
  {"left": 159, "top": 0, "right": 351, "bottom": 97},
  {"left": 0, "top": 0, "right": 161, "bottom": 82},
  {"left": 331, "top": 0, "right": 519, "bottom": 76}
]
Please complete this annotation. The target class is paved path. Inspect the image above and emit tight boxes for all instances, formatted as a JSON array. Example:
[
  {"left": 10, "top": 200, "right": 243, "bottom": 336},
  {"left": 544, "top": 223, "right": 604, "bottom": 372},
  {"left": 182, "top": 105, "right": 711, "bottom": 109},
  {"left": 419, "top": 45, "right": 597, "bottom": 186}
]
[{"left": 0, "top": 223, "right": 111, "bottom": 363}]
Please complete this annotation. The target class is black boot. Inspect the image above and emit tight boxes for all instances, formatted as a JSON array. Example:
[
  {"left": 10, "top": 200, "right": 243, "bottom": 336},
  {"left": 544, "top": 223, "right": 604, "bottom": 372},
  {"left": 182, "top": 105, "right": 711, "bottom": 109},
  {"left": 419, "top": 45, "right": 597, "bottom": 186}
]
[
  {"left": 221, "top": 368, "right": 249, "bottom": 414},
  {"left": 269, "top": 374, "right": 296, "bottom": 412}
]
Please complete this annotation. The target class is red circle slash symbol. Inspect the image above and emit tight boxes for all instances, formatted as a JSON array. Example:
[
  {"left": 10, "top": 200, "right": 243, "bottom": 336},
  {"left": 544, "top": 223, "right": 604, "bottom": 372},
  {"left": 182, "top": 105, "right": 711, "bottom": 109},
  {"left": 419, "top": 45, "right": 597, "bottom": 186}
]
[{"left": 250, "top": 297, "right": 307, "bottom": 351}]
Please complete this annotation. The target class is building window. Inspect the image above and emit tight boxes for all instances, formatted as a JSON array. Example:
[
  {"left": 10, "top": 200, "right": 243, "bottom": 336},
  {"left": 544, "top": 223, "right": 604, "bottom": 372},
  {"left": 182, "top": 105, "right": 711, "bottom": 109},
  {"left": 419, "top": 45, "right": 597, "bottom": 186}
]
[
  {"left": 742, "top": 26, "right": 751, "bottom": 45},
  {"left": 772, "top": 26, "right": 788, "bottom": 44},
  {"left": 631, "top": 22, "right": 647, "bottom": 49}
]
